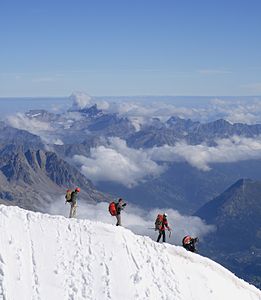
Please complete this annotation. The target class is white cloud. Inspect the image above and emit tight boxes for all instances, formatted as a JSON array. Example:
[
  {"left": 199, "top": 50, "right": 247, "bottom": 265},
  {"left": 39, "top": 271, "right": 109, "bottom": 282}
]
[
  {"left": 68, "top": 93, "right": 261, "bottom": 125},
  {"left": 109, "top": 96, "right": 261, "bottom": 125},
  {"left": 73, "top": 135, "right": 261, "bottom": 185},
  {"left": 6, "top": 95, "right": 261, "bottom": 177},
  {"left": 147, "top": 136, "right": 261, "bottom": 171},
  {"left": 100, "top": 97, "right": 261, "bottom": 125},
  {"left": 70, "top": 92, "right": 92, "bottom": 110},
  {"left": 210, "top": 98, "right": 261, "bottom": 124},
  {"left": 49, "top": 198, "right": 215, "bottom": 246},
  {"left": 68, "top": 93, "right": 207, "bottom": 126},
  {"left": 69, "top": 91, "right": 109, "bottom": 110},
  {"left": 116, "top": 101, "right": 197, "bottom": 121},
  {"left": 6, "top": 113, "right": 63, "bottom": 145},
  {"left": 73, "top": 137, "right": 166, "bottom": 187},
  {"left": 7, "top": 112, "right": 52, "bottom": 133}
]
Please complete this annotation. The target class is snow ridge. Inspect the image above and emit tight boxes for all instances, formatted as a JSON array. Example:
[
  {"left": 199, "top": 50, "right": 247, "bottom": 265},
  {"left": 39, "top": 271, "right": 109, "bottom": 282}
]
[{"left": 0, "top": 205, "right": 260, "bottom": 300}]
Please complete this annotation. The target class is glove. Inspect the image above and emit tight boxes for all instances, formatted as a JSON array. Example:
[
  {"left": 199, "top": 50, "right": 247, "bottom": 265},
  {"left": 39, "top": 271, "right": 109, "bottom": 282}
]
[{"left": 122, "top": 203, "right": 127, "bottom": 207}]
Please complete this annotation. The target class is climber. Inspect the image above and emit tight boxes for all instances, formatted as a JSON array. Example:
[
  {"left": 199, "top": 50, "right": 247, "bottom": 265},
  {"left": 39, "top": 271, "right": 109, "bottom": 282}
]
[
  {"left": 68, "top": 187, "right": 80, "bottom": 218},
  {"left": 182, "top": 235, "right": 198, "bottom": 252},
  {"left": 155, "top": 213, "right": 171, "bottom": 243},
  {"left": 115, "top": 198, "right": 127, "bottom": 226}
]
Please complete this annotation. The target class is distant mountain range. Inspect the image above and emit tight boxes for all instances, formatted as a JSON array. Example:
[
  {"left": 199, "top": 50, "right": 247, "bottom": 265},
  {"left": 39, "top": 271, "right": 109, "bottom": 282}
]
[
  {"left": 127, "top": 117, "right": 261, "bottom": 148},
  {"left": 4, "top": 106, "right": 261, "bottom": 214},
  {"left": 25, "top": 105, "right": 136, "bottom": 142},
  {"left": 24, "top": 106, "right": 261, "bottom": 147},
  {"left": 26, "top": 104, "right": 261, "bottom": 144},
  {"left": 195, "top": 179, "right": 261, "bottom": 289}
]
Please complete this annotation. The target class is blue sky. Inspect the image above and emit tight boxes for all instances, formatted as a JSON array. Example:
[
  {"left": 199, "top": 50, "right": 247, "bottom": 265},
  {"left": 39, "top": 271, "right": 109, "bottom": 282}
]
[{"left": 0, "top": 0, "right": 261, "bottom": 97}]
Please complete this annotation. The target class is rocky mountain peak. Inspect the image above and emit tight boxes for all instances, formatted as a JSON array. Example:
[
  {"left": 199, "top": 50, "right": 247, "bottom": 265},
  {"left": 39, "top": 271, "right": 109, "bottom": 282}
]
[
  {"left": 195, "top": 178, "right": 259, "bottom": 223},
  {"left": 79, "top": 104, "right": 103, "bottom": 118},
  {"left": 195, "top": 178, "right": 261, "bottom": 287},
  {"left": 0, "top": 146, "right": 108, "bottom": 211}
]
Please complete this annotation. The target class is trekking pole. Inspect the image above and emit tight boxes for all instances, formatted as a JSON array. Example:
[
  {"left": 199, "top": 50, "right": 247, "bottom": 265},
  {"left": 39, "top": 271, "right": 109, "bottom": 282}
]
[{"left": 147, "top": 227, "right": 156, "bottom": 230}]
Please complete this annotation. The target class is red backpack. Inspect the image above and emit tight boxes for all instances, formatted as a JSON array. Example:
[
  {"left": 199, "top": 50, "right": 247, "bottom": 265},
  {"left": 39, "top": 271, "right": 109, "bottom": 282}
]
[
  {"left": 183, "top": 236, "right": 192, "bottom": 245},
  {"left": 155, "top": 214, "right": 163, "bottom": 230},
  {"left": 108, "top": 202, "right": 117, "bottom": 216}
]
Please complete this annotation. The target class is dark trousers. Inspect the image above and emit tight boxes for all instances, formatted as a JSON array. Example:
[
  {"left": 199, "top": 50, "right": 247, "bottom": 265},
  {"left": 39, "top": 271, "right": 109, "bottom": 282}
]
[
  {"left": 183, "top": 243, "right": 196, "bottom": 252},
  {"left": 157, "top": 230, "right": 166, "bottom": 242}
]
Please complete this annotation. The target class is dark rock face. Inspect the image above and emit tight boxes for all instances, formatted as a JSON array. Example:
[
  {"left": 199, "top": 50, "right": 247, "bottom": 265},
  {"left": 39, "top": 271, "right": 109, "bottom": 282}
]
[
  {"left": 87, "top": 113, "right": 136, "bottom": 138},
  {"left": 195, "top": 179, "right": 261, "bottom": 289},
  {"left": 0, "top": 122, "right": 44, "bottom": 150},
  {"left": 196, "top": 179, "right": 261, "bottom": 249},
  {"left": 78, "top": 104, "right": 103, "bottom": 118},
  {"left": 0, "top": 146, "right": 107, "bottom": 212}
]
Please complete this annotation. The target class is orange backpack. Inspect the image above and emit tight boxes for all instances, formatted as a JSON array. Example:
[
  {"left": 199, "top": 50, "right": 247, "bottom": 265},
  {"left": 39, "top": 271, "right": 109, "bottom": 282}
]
[{"left": 108, "top": 202, "right": 117, "bottom": 216}]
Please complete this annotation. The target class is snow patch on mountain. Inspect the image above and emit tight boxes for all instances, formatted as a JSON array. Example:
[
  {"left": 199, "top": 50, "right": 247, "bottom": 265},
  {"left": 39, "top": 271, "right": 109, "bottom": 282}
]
[{"left": 0, "top": 205, "right": 260, "bottom": 300}]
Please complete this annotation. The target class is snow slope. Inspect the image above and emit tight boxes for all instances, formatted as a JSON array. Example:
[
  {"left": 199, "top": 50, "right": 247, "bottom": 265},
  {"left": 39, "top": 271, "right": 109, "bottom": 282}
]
[{"left": 0, "top": 205, "right": 260, "bottom": 300}]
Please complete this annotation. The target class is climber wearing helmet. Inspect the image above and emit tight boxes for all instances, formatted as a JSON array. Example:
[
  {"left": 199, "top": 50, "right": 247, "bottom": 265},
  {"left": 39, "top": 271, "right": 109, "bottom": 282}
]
[
  {"left": 156, "top": 213, "right": 171, "bottom": 243},
  {"left": 182, "top": 235, "right": 198, "bottom": 252},
  {"left": 69, "top": 187, "right": 80, "bottom": 218}
]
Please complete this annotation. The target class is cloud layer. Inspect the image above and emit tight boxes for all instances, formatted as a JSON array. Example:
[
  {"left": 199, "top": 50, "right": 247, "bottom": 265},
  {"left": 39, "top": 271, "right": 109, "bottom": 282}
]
[
  {"left": 7, "top": 112, "right": 52, "bottom": 133},
  {"left": 5, "top": 94, "right": 261, "bottom": 186},
  {"left": 49, "top": 198, "right": 215, "bottom": 246},
  {"left": 74, "top": 136, "right": 261, "bottom": 185},
  {"left": 70, "top": 92, "right": 261, "bottom": 125},
  {"left": 74, "top": 137, "right": 165, "bottom": 187},
  {"left": 70, "top": 92, "right": 109, "bottom": 110},
  {"left": 148, "top": 136, "right": 261, "bottom": 171}
]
